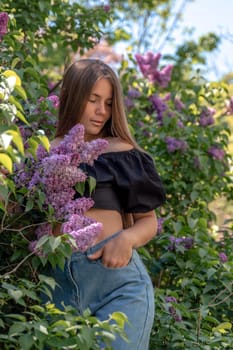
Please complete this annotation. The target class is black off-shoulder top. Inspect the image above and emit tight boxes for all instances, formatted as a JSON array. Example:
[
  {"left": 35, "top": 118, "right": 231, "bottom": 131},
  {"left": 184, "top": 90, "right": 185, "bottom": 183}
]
[{"left": 80, "top": 148, "right": 166, "bottom": 213}]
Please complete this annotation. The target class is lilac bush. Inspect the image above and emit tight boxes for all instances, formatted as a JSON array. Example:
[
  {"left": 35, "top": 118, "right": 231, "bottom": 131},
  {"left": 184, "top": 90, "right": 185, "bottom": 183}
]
[{"left": 120, "top": 51, "right": 233, "bottom": 349}]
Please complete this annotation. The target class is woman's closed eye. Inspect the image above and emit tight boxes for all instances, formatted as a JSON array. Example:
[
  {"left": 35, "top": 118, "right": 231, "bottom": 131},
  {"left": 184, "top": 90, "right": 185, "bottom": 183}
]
[{"left": 89, "top": 99, "right": 112, "bottom": 107}]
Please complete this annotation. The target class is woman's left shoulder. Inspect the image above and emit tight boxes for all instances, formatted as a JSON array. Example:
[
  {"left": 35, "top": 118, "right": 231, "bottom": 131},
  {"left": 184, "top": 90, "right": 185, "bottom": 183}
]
[{"left": 104, "top": 137, "right": 134, "bottom": 153}]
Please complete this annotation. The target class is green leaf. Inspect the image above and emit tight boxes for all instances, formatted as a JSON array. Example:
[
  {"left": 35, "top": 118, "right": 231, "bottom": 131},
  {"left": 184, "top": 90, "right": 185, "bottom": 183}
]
[
  {"left": 14, "top": 85, "right": 27, "bottom": 101},
  {"left": 88, "top": 176, "right": 96, "bottom": 194},
  {"left": 207, "top": 268, "right": 216, "bottom": 279},
  {"left": 49, "top": 236, "right": 61, "bottom": 252},
  {"left": 213, "top": 322, "right": 232, "bottom": 334},
  {"left": 8, "top": 289, "right": 23, "bottom": 302},
  {"left": 37, "top": 135, "right": 50, "bottom": 152},
  {"left": 4, "top": 314, "right": 26, "bottom": 322},
  {"left": 173, "top": 222, "right": 182, "bottom": 234},
  {"left": 11, "top": 57, "right": 21, "bottom": 69},
  {"left": 16, "top": 110, "right": 29, "bottom": 125},
  {"left": 198, "top": 248, "right": 207, "bottom": 258},
  {"left": 9, "top": 95, "right": 24, "bottom": 112},
  {"left": 190, "top": 191, "right": 198, "bottom": 201},
  {"left": 19, "top": 334, "right": 34, "bottom": 350},
  {"left": 75, "top": 181, "right": 86, "bottom": 196},
  {"left": 187, "top": 217, "right": 198, "bottom": 229},
  {"left": 0, "top": 184, "right": 9, "bottom": 202},
  {"left": 200, "top": 305, "right": 209, "bottom": 318},
  {"left": 9, "top": 322, "right": 26, "bottom": 336},
  {"left": 0, "top": 153, "right": 12, "bottom": 173},
  {"left": 7, "top": 129, "right": 25, "bottom": 154},
  {"left": 25, "top": 198, "right": 34, "bottom": 212},
  {"left": 111, "top": 311, "right": 128, "bottom": 328},
  {"left": 24, "top": 67, "right": 40, "bottom": 81},
  {"left": 36, "top": 235, "right": 50, "bottom": 249}
]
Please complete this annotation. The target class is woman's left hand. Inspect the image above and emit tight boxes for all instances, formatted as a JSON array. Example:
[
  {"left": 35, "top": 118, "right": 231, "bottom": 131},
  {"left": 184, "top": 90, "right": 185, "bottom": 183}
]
[{"left": 87, "top": 232, "right": 133, "bottom": 268}]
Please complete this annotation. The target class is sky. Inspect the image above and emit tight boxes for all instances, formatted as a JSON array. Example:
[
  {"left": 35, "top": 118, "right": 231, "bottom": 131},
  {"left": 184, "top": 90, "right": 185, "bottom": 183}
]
[{"left": 174, "top": 0, "right": 233, "bottom": 80}]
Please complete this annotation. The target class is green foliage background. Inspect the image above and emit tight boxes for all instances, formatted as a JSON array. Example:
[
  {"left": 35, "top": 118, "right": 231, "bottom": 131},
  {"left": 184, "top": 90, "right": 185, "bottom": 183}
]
[{"left": 0, "top": 0, "right": 233, "bottom": 349}]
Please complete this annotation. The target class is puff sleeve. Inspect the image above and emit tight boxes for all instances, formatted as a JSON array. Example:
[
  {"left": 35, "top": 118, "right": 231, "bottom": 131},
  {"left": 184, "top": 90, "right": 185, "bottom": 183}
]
[{"left": 102, "top": 149, "right": 166, "bottom": 213}]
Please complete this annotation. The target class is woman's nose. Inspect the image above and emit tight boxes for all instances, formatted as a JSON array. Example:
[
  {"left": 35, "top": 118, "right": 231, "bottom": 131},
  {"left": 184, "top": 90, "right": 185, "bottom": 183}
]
[{"left": 96, "top": 102, "right": 106, "bottom": 114}]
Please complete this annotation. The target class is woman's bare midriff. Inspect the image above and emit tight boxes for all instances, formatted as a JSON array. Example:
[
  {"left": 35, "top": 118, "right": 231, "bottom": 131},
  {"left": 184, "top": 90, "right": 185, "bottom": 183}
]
[
  {"left": 85, "top": 208, "right": 123, "bottom": 242},
  {"left": 53, "top": 208, "right": 123, "bottom": 243}
]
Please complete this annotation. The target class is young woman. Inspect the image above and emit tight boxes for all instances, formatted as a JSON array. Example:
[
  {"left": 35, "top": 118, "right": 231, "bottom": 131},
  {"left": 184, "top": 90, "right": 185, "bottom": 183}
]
[{"left": 48, "top": 59, "right": 166, "bottom": 350}]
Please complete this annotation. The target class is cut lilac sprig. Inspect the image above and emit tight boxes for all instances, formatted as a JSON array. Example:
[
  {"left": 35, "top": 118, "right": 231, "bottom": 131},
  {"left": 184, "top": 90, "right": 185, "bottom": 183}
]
[{"left": 15, "top": 123, "right": 108, "bottom": 255}]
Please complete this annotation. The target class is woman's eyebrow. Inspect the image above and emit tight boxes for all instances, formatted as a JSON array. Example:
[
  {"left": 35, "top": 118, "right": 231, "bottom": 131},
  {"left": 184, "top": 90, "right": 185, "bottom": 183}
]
[{"left": 90, "top": 93, "right": 112, "bottom": 99}]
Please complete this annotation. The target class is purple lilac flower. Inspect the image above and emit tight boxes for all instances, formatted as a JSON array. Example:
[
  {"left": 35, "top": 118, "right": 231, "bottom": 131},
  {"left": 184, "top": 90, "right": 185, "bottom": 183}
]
[
  {"left": 47, "top": 94, "right": 59, "bottom": 108},
  {"left": 80, "top": 139, "right": 109, "bottom": 165},
  {"left": 36, "top": 144, "right": 48, "bottom": 161},
  {"left": 124, "top": 88, "right": 141, "bottom": 110},
  {"left": 219, "top": 252, "right": 228, "bottom": 263},
  {"left": 137, "top": 121, "right": 145, "bottom": 128},
  {"left": 177, "top": 120, "right": 184, "bottom": 128},
  {"left": 41, "top": 159, "right": 87, "bottom": 191},
  {"left": 165, "top": 136, "right": 188, "bottom": 153},
  {"left": 174, "top": 97, "right": 185, "bottom": 111},
  {"left": 0, "top": 12, "right": 9, "bottom": 39},
  {"left": 124, "top": 96, "right": 135, "bottom": 110},
  {"left": 103, "top": 5, "right": 110, "bottom": 12},
  {"left": 165, "top": 296, "right": 182, "bottom": 322},
  {"left": 64, "top": 197, "right": 94, "bottom": 216},
  {"left": 135, "top": 52, "right": 173, "bottom": 88},
  {"left": 35, "top": 223, "right": 53, "bottom": 239},
  {"left": 165, "top": 296, "right": 177, "bottom": 303},
  {"left": 157, "top": 217, "right": 165, "bottom": 234},
  {"left": 56, "top": 123, "right": 85, "bottom": 154},
  {"left": 16, "top": 123, "right": 108, "bottom": 253},
  {"left": 171, "top": 309, "right": 182, "bottom": 322},
  {"left": 127, "top": 88, "right": 141, "bottom": 99},
  {"left": 28, "top": 241, "right": 39, "bottom": 254},
  {"left": 208, "top": 146, "right": 225, "bottom": 161},
  {"left": 45, "top": 188, "right": 76, "bottom": 219},
  {"left": 150, "top": 94, "right": 168, "bottom": 122},
  {"left": 168, "top": 236, "right": 194, "bottom": 252},
  {"left": 37, "top": 95, "right": 59, "bottom": 109},
  {"left": 135, "top": 52, "right": 161, "bottom": 75},
  {"left": 62, "top": 214, "right": 103, "bottom": 252},
  {"left": 199, "top": 107, "right": 215, "bottom": 126},
  {"left": 154, "top": 64, "right": 173, "bottom": 88}
]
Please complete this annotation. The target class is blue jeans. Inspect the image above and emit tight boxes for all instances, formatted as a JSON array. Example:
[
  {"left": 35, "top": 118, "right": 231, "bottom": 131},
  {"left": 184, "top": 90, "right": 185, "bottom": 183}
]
[{"left": 44, "top": 230, "right": 155, "bottom": 350}]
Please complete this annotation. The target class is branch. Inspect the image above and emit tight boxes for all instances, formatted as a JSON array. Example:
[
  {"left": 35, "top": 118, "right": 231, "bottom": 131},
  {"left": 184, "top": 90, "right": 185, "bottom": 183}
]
[{"left": 0, "top": 250, "right": 36, "bottom": 278}]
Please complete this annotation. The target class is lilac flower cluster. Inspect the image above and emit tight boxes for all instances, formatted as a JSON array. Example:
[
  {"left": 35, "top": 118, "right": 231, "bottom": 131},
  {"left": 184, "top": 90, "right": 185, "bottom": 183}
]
[
  {"left": 157, "top": 217, "right": 165, "bottom": 234},
  {"left": 174, "top": 97, "right": 185, "bottom": 111},
  {"left": 0, "top": 12, "right": 9, "bottom": 39},
  {"left": 168, "top": 236, "right": 194, "bottom": 252},
  {"left": 165, "top": 296, "right": 182, "bottom": 322},
  {"left": 103, "top": 5, "right": 110, "bottom": 12},
  {"left": 35, "top": 94, "right": 59, "bottom": 116},
  {"left": 16, "top": 123, "right": 108, "bottom": 253},
  {"left": 135, "top": 52, "right": 173, "bottom": 88},
  {"left": 150, "top": 94, "right": 168, "bottom": 123},
  {"left": 124, "top": 88, "right": 141, "bottom": 110},
  {"left": 219, "top": 252, "right": 228, "bottom": 263},
  {"left": 165, "top": 136, "right": 188, "bottom": 153},
  {"left": 199, "top": 107, "right": 215, "bottom": 126},
  {"left": 208, "top": 146, "right": 225, "bottom": 161}
]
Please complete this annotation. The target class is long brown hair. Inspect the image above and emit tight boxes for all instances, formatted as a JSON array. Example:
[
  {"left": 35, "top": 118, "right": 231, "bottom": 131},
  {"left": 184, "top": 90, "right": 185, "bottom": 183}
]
[{"left": 56, "top": 59, "right": 138, "bottom": 149}]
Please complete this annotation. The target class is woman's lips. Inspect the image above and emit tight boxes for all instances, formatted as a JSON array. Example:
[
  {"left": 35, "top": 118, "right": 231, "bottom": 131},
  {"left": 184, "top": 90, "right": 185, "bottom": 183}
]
[{"left": 90, "top": 120, "right": 104, "bottom": 127}]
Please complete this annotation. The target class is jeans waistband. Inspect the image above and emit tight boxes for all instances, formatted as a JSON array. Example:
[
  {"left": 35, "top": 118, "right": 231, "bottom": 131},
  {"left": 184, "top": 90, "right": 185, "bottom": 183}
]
[{"left": 85, "top": 229, "right": 123, "bottom": 256}]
